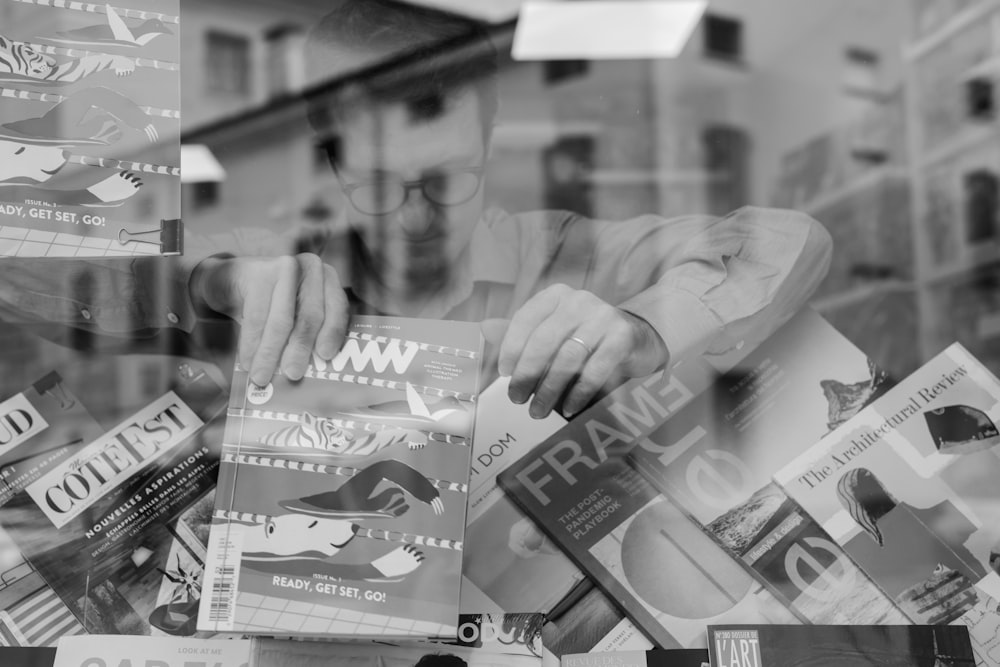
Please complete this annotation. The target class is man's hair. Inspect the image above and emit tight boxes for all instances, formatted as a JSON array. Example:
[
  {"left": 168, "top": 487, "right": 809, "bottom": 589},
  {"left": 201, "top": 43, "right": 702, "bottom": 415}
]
[
  {"left": 305, "top": 0, "right": 500, "bottom": 154},
  {"left": 414, "top": 653, "right": 468, "bottom": 667}
]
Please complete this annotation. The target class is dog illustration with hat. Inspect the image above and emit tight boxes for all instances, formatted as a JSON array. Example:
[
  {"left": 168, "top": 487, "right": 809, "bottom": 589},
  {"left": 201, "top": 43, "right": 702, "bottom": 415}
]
[{"left": 0, "top": 87, "right": 156, "bottom": 206}]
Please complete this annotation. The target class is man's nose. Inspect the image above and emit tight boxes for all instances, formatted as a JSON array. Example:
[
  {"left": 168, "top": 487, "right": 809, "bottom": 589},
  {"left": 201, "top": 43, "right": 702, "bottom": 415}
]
[{"left": 393, "top": 186, "right": 436, "bottom": 235}]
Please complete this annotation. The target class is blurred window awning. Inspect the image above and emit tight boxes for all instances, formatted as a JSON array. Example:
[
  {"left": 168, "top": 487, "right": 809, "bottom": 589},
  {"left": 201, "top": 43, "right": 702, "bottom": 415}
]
[
  {"left": 181, "top": 144, "right": 226, "bottom": 183},
  {"left": 512, "top": 0, "right": 706, "bottom": 60}
]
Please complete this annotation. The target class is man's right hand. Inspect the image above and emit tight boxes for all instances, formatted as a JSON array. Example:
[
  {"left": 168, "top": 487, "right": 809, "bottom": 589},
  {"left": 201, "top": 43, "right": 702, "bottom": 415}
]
[{"left": 191, "top": 254, "right": 349, "bottom": 386}]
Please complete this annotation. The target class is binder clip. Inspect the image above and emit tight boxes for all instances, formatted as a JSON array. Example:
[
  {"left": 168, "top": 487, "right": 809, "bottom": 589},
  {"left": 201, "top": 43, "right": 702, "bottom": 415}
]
[
  {"left": 33, "top": 371, "right": 76, "bottom": 409},
  {"left": 118, "top": 218, "right": 184, "bottom": 256}
]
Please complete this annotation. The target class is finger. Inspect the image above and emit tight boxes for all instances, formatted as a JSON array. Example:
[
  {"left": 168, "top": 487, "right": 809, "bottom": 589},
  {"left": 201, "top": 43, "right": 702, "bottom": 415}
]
[
  {"left": 314, "top": 264, "right": 349, "bottom": 360},
  {"left": 528, "top": 325, "right": 603, "bottom": 419},
  {"left": 498, "top": 287, "right": 565, "bottom": 377},
  {"left": 507, "top": 306, "right": 582, "bottom": 406},
  {"left": 249, "top": 257, "right": 298, "bottom": 385},
  {"left": 279, "top": 255, "right": 326, "bottom": 381},
  {"left": 480, "top": 318, "right": 510, "bottom": 347},
  {"left": 562, "top": 323, "right": 632, "bottom": 418},
  {"left": 238, "top": 272, "right": 271, "bottom": 371}
]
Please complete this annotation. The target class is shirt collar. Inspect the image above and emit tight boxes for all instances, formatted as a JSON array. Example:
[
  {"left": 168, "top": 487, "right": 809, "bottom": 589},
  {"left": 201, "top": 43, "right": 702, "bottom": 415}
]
[
  {"left": 339, "top": 211, "right": 519, "bottom": 316},
  {"left": 466, "top": 210, "right": 519, "bottom": 286}
]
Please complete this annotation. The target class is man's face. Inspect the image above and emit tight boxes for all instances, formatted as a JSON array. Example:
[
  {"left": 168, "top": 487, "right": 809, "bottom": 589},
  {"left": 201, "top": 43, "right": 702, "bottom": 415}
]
[{"left": 335, "top": 88, "right": 488, "bottom": 291}]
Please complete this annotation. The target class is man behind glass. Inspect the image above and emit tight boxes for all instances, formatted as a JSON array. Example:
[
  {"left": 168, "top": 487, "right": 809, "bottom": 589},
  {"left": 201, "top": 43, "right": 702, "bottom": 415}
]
[{"left": 0, "top": 0, "right": 833, "bottom": 420}]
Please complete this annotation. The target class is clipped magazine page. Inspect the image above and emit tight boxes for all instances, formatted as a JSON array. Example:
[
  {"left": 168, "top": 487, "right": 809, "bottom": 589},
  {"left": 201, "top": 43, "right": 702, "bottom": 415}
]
[
  {"left": 201, "top": 316, "right": 482, "bottom": 638},
  {"left": 0, "top": 0, "right": 182, "bottom": 257}
]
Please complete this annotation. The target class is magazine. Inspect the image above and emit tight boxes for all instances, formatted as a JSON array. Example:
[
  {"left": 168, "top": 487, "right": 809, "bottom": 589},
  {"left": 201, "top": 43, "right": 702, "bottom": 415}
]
[
  {"left": 0, "top": 361, "right": 227, "bottom": 636},
  {"left": 561, "top": 649, "right": 708, "bottom": 667},
  {"left": 462, "top": 377, "right": 589, "bottom": 615},
  {"left": 249, "top": 637, "right": 540, "bottom": 667},
  {"left": 0, "top": 521, "right": 85, "bottom": 646},
  {"left": 541, "top": 586, "right": 653, "bottom": 658},
  {"left": 774, "top": 343, "right": 1000, "bottom": 665},
  {"left": 200, "top": 316, "right": 482, "bottom": 638},
  {"left": 448, "top": 613, "right": 545, "bottom": 658},
  {"left": 0, "top": 648, "right": 55, "bottom": 667},
  {"left": 497, "top": 364, "right": 799, "bottom": 649},
  {"left": 53, "top": 636, "right": 251, "bottom": 667},
  {"left": 707, "top": 625, "right": 975, "bottom": 667},
  {"left": 0, "top": 0, "right": 182, "bottom": 257},
  {"left": 628, "top": 309, "right": 905, "bottom": 624}
]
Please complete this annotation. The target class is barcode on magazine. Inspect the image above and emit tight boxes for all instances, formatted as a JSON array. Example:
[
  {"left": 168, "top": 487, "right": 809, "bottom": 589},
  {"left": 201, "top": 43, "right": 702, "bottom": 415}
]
[{"left": 200, "top": 526, "right": 243, "bottom": 631}]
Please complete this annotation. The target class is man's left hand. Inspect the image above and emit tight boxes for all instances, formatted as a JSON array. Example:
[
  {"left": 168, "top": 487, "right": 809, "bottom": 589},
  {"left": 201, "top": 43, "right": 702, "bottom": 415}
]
[{"left": 497, "top": 284, "right": 669, "bottom": 419}]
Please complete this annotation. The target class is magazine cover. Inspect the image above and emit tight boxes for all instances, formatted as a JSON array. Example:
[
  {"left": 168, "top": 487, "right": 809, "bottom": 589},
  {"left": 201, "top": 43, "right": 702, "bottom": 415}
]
[
  {"left": 448, "top": 614, "right": 545, "bottom": 658},
  {"left": 562, "top": 649, "right": 707, "bottom": 667},
  {"left": 628, "top": 309, "right": 905, "bottom": 624},
  {"left": 0, "top": 372, "right": 105, "bottom": 507},
  {"left": 707, "top": 625, "right": 975, "bottom": 667},
  {"left": 0, "top": 0, "right": 181, "bottom": 257},
  {"left": 0, "top": 523, "right": 86, "bottom": 646},
  {"left": 498, "top": 364, "right": 799, "bottom": 649},
  {"left": 462, "top": 377, "right": 589, "bottom": 615},
  {"left": 54, "top": 636, "right": 251, "bottom": 667},
  {"left": 250, "top": 637, "right": 540, "bottom": 667},
  {"left": 200, "top": 316, "right": 482, "bottom": 638},
  {"left": 774, "top": 343, "right": 1000, "bottom": 666},
  {"left": 0, "top": 647, "right": 55, "bottom": 667},
  {"left": 0, "top": 361, "right": 226, "bottom": 636},
  {"left": 541, "top": 586, "right": 653, "bottom": 658}
]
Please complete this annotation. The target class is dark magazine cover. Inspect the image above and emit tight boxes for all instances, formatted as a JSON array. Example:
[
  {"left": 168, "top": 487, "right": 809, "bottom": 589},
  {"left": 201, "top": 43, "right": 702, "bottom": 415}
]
[
  {"left": 707, "top": 625, "right": 974, "bottom": 667},
  {"left": 497, "top": 362, "right": 800, "bottom": 649}
]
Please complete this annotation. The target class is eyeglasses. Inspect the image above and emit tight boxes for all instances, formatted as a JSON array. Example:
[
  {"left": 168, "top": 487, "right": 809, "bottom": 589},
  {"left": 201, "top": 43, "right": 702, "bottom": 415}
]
[{"left": 339, "top": 167, "right": 485, "bottom": 215}]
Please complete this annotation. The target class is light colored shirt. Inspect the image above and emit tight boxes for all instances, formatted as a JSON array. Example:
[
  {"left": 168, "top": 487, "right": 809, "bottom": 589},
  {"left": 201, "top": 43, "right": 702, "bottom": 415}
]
[
  {"left": 0, "top": 205, "right": 832, "bottom": 367},
  {"left": 338, "top": 206, "right": 833, "bottom": 367}
]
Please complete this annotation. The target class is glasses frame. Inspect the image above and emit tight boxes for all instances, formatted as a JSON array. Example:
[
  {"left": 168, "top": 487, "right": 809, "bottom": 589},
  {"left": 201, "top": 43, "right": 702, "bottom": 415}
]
[{"left": 337, "top": 166, "right": 486, "bottom": 215}]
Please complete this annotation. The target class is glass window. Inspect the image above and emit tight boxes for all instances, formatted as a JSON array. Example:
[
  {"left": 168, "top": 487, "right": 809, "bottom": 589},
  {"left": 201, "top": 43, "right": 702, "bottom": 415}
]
[{"left": 205, "top": 30, "right": 251, "bottom": 95}]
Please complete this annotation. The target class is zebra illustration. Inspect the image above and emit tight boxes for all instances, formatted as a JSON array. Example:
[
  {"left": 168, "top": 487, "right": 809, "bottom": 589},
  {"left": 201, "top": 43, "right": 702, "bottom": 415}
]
[{"left": 258, "top": 412, "right": 417, "bottom": 455}]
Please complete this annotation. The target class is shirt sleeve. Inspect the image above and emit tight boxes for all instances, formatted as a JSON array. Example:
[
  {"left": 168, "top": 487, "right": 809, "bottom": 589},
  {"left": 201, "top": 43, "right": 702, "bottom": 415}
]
[{"left": 561, "top": 206, "right": 834, "bottom": 366}]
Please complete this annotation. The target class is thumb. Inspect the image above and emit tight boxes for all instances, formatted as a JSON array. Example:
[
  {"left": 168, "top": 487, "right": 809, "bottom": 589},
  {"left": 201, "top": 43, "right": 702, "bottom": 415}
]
[{"left": 480, "top": 318, "right": 510, "bottom": 347}]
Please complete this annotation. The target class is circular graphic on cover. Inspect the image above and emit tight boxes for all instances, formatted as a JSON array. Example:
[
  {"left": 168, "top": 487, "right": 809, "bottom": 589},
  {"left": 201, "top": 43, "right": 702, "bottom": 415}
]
[
  {"left": 246, "top": 382, "right": 274, "bottom": 405},
  {"left": 621, "top": 501, "right": 751, "bottom": 618}
]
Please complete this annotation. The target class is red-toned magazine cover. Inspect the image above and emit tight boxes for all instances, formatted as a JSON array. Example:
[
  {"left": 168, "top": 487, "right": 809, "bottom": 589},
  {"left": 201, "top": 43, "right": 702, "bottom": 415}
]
[{"left": 200, "top": 316, "right": 482, "bottom": 639}]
